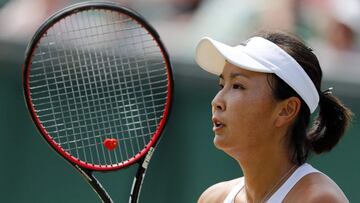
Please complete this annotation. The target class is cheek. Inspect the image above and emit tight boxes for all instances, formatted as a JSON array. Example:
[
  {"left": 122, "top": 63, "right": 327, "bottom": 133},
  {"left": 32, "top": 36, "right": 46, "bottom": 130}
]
[{"left": 229, "top": 95, "right": 276, "bottom": 133}]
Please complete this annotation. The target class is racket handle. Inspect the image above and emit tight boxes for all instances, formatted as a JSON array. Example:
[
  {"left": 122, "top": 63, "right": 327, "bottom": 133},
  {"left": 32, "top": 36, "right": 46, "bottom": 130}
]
[{"left": 75, "top": 165, "right": 114, "bottom": 203}]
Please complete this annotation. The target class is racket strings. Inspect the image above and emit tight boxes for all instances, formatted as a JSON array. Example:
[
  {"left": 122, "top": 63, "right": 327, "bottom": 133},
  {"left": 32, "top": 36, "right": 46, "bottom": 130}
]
[
  {"left": 29, "top": 9, "right": 169, "bottom": 166},
  {"left": 35, "top": 96, "right": 166, "bottom": 122},
  {"left": 30, "top": 49, "right": 163, "bottom": 74},
  {"left": 93, "top": 11, "right": 160, "bottom": 163},
  {"left": 29, "top": 64, "right": 167, "bottom": 97},
  {"left": 32, "top": 36, "right": 157, "bottom": 63},
  {"left": 34, "top": 92, "right": 164, "bottom": 119},
  {"left": 47, "top": 17, "right": 133, "bottom": 35},
  {"left": 50, "top": 116, "right": 162, "bottom": 143}
]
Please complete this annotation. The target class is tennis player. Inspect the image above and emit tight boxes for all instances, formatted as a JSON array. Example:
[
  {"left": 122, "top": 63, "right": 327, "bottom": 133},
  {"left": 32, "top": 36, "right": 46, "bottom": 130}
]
[{"left": 195, "top": 31, "right": 353, "bottom": 203}]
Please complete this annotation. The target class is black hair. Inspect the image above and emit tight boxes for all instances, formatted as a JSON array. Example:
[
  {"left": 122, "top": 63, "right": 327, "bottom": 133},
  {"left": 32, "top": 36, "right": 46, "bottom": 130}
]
[{"left": 255, "top": 31, "right": 353, "bottom": 165}]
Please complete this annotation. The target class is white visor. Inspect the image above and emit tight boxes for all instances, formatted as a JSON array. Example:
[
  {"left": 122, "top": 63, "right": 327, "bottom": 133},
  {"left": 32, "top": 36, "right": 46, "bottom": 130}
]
[{"left": 195, "top": 36, "right": 319, "bottom": 113}]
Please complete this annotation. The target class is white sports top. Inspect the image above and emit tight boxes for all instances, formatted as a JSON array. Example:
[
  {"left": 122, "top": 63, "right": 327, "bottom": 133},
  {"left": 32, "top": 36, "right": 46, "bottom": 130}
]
[{"left": 223, "top": 163, "right": 321, "bottom": 203}]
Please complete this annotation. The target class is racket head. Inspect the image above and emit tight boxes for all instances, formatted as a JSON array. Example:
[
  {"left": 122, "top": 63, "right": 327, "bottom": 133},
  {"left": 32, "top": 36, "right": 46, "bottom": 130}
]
[{"left": 23, "top": 1, "right": 173, "bottom": 171}]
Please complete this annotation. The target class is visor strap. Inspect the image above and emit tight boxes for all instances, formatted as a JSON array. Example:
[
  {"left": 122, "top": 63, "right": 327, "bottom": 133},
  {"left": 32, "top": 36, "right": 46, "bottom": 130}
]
[{"left": 244, "top": 37, "right": 319, "bottom": 113}]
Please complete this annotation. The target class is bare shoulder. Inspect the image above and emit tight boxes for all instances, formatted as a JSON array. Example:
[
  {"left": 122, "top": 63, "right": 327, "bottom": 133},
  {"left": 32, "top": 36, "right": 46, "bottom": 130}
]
[
  {"left": 197, "top": 177, "right": 243, "bottom": 203},
  {"left": 284, "top": 172, "right": 349, "bottom": 203}
]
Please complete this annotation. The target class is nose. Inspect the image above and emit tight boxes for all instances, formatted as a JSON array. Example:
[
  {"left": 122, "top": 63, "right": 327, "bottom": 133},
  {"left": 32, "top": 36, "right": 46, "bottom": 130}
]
[{"left": 211, "top": 91, "right": 226, "bottom": 112}]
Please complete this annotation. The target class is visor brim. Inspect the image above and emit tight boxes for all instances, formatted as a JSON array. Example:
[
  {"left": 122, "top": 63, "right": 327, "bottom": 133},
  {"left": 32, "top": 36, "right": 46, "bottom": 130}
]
[{"left": 195, "top": 37, "right": 273, "bottom": 75}]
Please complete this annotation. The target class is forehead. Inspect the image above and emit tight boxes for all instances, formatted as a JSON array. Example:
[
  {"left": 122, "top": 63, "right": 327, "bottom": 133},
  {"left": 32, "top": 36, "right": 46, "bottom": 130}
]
[{"left": 220, "top": 62, "right": 266, "bottom": 79}]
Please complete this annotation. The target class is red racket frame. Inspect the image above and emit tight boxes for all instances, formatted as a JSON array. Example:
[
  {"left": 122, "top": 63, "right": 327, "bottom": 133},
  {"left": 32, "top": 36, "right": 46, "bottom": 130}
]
[{"left": 22, "top": 1, "right": 174, "bottom": 202}]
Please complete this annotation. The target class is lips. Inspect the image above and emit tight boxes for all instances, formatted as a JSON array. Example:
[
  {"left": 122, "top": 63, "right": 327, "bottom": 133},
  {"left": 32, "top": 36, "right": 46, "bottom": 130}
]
[{"left": 212, "top": 117, "right": 225, "bottom": 132}]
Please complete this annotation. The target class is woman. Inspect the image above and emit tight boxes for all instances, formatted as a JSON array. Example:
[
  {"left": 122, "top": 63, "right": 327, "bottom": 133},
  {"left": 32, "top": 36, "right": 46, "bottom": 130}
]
[{"left": 195, "top": 31, "right": 353, "bottom": 203}]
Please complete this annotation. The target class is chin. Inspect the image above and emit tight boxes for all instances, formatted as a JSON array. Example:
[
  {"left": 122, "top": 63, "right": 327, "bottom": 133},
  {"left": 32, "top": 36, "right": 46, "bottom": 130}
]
[
  {"left": 213, "top": 135, "right": 243, "bottom": 158},
  {"left": 213, "top": 135, "right": 227, "bottom": 150}
]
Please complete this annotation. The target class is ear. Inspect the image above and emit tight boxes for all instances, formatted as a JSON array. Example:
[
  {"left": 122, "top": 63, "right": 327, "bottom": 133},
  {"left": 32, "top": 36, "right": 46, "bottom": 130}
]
[{"left": 275, "top": 97, "right": 301, "bottom": 127}]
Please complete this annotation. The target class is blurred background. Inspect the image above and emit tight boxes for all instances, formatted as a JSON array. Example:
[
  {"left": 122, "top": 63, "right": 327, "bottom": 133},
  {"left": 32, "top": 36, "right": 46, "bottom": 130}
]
[{"left": 0, "top": 0, "right": 359, "bottom": 202}]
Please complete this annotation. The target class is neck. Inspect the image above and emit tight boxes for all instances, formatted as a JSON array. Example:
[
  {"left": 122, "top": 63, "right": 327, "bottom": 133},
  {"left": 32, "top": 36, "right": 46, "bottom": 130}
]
[{"left": 235, "top": 144, "right": 297, "bottom": 202}]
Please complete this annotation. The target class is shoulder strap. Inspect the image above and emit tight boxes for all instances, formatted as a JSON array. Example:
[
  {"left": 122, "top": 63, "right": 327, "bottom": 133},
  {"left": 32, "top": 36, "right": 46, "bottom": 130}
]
[
  {"left": 223, "top": 177, "right": 245, "bottom": 203},
  {"left": 267, "top": 163, "right": 321, "bottom": 203}
]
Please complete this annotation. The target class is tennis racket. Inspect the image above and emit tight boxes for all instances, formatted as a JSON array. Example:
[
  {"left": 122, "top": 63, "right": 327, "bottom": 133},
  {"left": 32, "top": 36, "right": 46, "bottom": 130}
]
[{"left": 22, "top": 1, "right": 173, "bottom": 203}]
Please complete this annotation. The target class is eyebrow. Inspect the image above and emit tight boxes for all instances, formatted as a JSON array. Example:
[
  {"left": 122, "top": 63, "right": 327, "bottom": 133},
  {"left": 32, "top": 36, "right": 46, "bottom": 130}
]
[{"left": 219, "top": 72, "right": 249, "bottom": 80}]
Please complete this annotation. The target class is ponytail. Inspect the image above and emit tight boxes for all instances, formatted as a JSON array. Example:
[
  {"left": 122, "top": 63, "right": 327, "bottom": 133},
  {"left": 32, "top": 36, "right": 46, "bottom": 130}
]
[{"left": 307, "top": 89, "right": 353, "bottom": 154}]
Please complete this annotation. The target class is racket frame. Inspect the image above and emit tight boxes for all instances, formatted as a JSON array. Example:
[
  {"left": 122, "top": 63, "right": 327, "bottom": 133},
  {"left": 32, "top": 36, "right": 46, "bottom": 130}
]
[{"left": 23, "top": 1, "right": 174, "bottom": 202}]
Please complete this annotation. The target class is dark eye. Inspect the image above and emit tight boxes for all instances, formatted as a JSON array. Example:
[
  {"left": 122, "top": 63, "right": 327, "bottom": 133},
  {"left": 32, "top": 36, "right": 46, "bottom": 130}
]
[
  {"left": 233, "top": 84, "right": 244, "bottom": 90},
  {"left": 218, "top": 84, "right": 224, "bottom": 90}
]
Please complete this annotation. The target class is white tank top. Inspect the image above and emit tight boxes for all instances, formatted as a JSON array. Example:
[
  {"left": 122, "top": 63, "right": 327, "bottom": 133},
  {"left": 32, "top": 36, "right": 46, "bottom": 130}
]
[{"left": 223, "top": 163, "right": 321, "bottom": 203}]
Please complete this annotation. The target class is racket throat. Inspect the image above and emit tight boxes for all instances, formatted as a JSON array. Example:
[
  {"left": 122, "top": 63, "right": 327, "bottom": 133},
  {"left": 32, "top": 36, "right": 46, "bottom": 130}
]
[
  {"left": 142, "top": 147, "right": 155, "bottom": 169},
  {"left": 129, "top": 147, "right": 155, "bottom": 203},
  {"left": 75, "top": 165, "right": 114, "bottom": 203}
]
